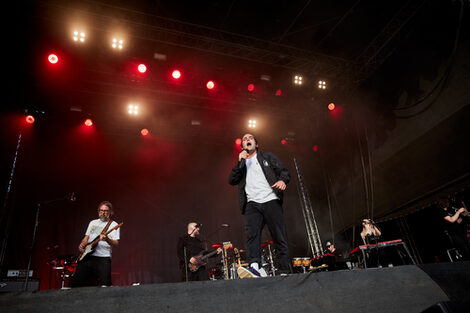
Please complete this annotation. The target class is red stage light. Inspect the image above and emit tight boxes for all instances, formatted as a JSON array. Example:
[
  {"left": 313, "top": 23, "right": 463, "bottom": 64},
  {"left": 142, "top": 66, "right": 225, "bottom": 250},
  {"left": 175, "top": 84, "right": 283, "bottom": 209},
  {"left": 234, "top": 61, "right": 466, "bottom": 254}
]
[
  {"left": 247, "top": 84, "right": 254, "bottom": 92},
  {"left": 172, "top": 70, "right": 181, "bottom": 79},
  {"left": 235, "top": 138, "right": 242, "bottom": 146},
  {"left": 141, "top": 128, "right": 149, "bottom": 136},
  {"left": 206, "top": 81, "right": 215, "bottom": 90},
  {"left": 328, "top": 103, "right": 335, "bottom": 111},
  {"left": 313, "top": 145, "right": 319, "bottom": 152},
  {"left": 281, "top": 139, "right": 287, "bottom": 145},
  {"left": 25, "top": 115, "right": 35, "bottom": 124},
  {"left": 84, "top": 119, "right": 93, "bottom": 127},
  {"left": 275, "top": 89, "right": 282, "bottom": 96},
  {"left": 138, "top": 64, "right": 147, "bottom": 73},
  {"left": 48, "top": 54, "right": 58, "bottom": 64}
]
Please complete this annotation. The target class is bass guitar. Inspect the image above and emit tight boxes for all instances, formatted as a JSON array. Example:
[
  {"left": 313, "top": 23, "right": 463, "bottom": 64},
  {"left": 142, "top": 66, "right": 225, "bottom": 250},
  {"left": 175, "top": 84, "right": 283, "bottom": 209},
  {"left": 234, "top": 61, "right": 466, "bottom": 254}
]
[
  {"left": 77, "top": 222, "right": 123, "bottom": 262},
  {"left": 189, "top": 242, "right": 232, "bottom": 272}
]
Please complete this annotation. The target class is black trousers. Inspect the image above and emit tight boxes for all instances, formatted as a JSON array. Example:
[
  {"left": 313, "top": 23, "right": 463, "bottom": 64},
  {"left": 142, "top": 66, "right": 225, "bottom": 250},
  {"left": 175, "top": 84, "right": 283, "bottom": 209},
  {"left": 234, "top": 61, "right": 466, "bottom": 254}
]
[
  {"left": 70, "top": 256, "right": 112, "bottom": 287},
  {"left": 181, "top": 266, "right": 209, "bottom": 282},
  {"left": 245, "top": 200, "right": 291, "bottom": 272},
  {"left": 450, "top": 232, "right": 470, "bottom": 261}
]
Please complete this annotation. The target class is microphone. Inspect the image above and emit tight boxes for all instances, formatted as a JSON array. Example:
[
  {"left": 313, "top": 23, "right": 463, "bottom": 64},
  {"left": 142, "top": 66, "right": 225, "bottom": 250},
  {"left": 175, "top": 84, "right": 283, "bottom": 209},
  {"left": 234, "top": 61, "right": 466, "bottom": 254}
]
[
  {"left": 239, "top": 149, "right": 249, "bottom": 169},
  {"left": 196, "top": 223, "right": 203, "bottom": 228},
  {"left": 68, "top": 192, "right": 76, "bottom": 202}
]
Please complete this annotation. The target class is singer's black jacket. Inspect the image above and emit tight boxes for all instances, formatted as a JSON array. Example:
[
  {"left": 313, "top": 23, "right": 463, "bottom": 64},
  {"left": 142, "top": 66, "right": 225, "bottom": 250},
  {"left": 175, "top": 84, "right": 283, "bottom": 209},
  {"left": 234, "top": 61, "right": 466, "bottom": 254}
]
[{"left": 228, "top": 151, "right": 290, "bottom": 214}]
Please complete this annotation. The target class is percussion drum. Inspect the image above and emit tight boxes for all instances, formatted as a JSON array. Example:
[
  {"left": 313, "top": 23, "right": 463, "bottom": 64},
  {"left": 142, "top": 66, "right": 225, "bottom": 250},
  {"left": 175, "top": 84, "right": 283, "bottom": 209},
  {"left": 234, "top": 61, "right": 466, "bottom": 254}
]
[
  {"left": 301, "top": 257, "right": 311, "bottom": 267},
  {"left": 293, "top": 257, "right": 302, "bottom": 267}
]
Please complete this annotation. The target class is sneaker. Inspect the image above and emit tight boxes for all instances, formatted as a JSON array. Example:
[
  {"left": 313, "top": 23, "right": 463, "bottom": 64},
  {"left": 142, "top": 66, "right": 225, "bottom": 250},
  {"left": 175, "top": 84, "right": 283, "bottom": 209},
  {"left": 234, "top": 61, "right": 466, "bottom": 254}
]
[
  {"left": 237, "top": 266, "right": 260, "bottom": 278},
  {"left": 258, "top": 267, "right": 268, "bottom": 277}
]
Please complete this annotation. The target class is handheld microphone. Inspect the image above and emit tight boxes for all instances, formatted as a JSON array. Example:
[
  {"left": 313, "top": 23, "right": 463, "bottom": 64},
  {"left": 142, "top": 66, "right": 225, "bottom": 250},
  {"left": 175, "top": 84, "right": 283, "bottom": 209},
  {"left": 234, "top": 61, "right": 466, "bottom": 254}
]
[
  {"left": 196, "top": 223, "right": 203, "bottom": 228},
  {"left": 68, "top": 192, "right": 76, "bottom": 202},
  {"left": 239, "top": 149, "right": 249, "bottom": 168}
]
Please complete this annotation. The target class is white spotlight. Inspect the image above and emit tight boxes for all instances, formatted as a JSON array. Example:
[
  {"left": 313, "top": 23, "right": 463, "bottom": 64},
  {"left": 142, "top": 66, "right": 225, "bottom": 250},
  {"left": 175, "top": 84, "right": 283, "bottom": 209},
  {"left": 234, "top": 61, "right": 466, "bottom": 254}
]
[
  {"left": 248, "top": 120, "right": 257, "bottom": 128},
  {"left": 294, "top": 75, "right": 303, "bottom": 85},
  {"left": 73, "top": 31, "right": 86, "bottom": 43},
  {"left": 128, "top": 104, "right": 139, "bottom": 115},
  {"left": 112, "top": 38, "right": 124, "bottom": 50},
  {"left": 318, "top": 80, "right": 327, "bottom": 89}
]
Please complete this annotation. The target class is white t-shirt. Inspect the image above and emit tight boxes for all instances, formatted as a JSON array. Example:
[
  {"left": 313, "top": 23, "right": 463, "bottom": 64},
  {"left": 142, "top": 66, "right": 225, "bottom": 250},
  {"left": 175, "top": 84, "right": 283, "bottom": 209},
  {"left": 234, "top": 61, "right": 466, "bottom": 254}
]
[
  {"left": 85, "top": 219, "right": 120, "bottom": 257},
  {"left": 245, "top": 153, "right": 278, "bottom": 204}
]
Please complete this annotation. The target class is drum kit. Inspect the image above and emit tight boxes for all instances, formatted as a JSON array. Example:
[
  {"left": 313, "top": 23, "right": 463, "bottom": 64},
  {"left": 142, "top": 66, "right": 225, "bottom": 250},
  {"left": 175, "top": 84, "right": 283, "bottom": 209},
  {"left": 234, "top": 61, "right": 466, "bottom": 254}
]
[
  {"left": 209, "top": 239, "right": 277, "bottom": 280},
  {"left": 49, "top": 254, "right": 78, "bottom": 289}
]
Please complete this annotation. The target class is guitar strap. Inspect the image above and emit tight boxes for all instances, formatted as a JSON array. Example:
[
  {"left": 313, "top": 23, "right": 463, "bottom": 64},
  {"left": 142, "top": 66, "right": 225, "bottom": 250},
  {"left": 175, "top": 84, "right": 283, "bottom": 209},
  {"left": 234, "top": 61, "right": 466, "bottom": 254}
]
[{"left": 101, "top": 219, "right": 113, "bottom": 234}]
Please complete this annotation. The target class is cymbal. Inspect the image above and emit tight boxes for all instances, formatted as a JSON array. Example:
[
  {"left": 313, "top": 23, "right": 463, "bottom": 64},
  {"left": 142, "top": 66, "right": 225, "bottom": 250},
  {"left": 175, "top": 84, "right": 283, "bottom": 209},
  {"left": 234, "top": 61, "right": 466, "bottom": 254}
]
[{"left": 261, "top": 240, "right": 274, "bottom": 248}]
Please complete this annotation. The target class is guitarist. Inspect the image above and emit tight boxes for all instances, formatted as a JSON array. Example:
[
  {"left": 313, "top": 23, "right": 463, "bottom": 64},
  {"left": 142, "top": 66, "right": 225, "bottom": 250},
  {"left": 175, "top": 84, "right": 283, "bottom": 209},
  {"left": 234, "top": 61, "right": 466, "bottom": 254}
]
[
  {"left": 176, "top": 222, "right": 222, "bottom": 281},
  {"left": 70, "top": 201, "right": 120, "bottom": 287},
  {"left": 437, "top": 197, "right": 470, "bottom": 261}
]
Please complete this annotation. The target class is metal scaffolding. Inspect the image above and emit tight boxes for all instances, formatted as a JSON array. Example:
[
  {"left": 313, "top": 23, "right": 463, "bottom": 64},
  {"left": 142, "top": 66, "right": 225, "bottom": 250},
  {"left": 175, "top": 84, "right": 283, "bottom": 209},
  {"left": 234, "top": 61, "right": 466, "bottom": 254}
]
[{"left": 293, "top": 157, "right": 323, "bottom": 257}]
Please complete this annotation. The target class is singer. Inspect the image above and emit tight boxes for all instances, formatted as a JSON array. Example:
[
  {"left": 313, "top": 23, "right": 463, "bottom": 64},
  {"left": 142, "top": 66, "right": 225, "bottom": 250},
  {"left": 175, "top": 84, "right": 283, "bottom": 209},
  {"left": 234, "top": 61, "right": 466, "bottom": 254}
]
[{"left": 228, "top": 133, "right": 291, "bottom": 278}]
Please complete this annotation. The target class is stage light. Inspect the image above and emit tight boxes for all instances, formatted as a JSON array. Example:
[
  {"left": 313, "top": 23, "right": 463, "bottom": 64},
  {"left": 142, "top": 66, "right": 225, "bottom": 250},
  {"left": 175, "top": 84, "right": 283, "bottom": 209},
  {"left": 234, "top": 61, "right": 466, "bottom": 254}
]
[
  {"left": 48, "top": 54, "right": 58, "bottom": 64},
  {"left": 235, "top": 138, "right": 242, "bottom": 146},
  {"left": 294, "top": 75, "right": 303, "bottom": 85},
  {"left": 112, "top": 38, "right": 123, "bottom": 50},
  {"left": 25, "top": 115, "right": 35, "bottom": 124},
  {"left": 275, "top": 89, "right": 282, "bottom": 96},
  {"left": 247, "top": 84, "right": 255, "bottom": 92},
  {"left": 138, "top": 64, "right": 147, "bottom": 73},
  {"left": 128, "top": 104, "right": 139, "bottom": 115},
  {"left": 172, "top": 70, "right": 181, "bottom": 80},
  {"left": 328, "top": 103, "right": 335, "bottom": 111},
  {"left": 206, "top": 81, "right": 215, "bottom": 90},
  {"left": 73, "top": 31, "right": 86, "bottom": 43},
  {"left": 141, "top": 128, "right": 149, "bottom": 136},
  {"left": 248, "top": 120, "right": 256, "bottom": 128},
  {"left": 318, "top": 80, "right": 326, "bottom": 89},
  {"left": 84, "top": 118, "right": 93, "bottom": 127},
  {"left": 281, "top": 139, "right": 287, "bottom": 145},
  {"left": 313, "top": 145, "right": 319, "bottom": 152}
]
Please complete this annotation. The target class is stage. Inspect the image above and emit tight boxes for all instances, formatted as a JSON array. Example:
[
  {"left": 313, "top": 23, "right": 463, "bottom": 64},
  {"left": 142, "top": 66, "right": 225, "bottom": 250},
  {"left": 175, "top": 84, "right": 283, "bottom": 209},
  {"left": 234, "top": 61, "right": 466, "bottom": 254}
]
[{"left": 1, "top": 262, "right": 469, "bottom": 313}]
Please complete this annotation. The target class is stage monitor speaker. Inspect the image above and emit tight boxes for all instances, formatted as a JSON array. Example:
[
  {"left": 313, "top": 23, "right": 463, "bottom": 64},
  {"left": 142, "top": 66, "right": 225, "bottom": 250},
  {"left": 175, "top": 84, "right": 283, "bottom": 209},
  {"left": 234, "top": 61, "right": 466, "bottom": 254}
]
[{"left": 0, "top": 279, "right": 39, "bottom": 292}]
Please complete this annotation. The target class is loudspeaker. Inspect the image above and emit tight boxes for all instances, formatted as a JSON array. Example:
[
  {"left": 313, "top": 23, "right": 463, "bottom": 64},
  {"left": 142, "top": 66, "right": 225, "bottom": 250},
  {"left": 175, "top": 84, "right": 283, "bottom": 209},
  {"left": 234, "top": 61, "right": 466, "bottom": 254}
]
[{"left": 0, "top": 279, "right": 39, "bottom": 292}]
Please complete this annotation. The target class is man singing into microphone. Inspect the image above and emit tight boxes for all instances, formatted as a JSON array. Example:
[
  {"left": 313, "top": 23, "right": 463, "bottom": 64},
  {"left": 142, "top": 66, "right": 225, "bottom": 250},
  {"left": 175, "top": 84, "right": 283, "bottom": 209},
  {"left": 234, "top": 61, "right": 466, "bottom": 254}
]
[{"left": 229, "top": 133, "right": 291, "bottom": 277}]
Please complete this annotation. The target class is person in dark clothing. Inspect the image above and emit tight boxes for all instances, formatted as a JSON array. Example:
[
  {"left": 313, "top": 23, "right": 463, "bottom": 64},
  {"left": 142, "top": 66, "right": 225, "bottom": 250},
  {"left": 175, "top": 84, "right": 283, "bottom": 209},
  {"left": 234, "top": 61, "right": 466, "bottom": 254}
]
[
  {"left": 325, "top": 241, "right": 346, "bottom": 270},
  {"left": 437, "top": 197, "right": 470, "bottom": 261},
  {"left": 176, "top": 222, "right": 222, "bottom": 281},
  {"left": 228, "top": 133, "right": 291, "bottom": 278}
]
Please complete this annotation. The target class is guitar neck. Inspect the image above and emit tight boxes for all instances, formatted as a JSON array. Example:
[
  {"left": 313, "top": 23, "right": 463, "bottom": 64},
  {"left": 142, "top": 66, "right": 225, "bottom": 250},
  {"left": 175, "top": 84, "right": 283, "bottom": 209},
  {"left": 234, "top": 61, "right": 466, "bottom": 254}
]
[{"left": 200, "top": 249, "right": 218, "bottom": 260}]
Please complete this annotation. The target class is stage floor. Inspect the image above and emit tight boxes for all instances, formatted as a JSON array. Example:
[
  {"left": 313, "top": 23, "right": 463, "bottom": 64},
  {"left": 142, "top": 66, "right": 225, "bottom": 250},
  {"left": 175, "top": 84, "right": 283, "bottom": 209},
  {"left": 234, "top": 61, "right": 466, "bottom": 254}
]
[{"left": 1, "top": 262, "right": 469, "bottom": 313}]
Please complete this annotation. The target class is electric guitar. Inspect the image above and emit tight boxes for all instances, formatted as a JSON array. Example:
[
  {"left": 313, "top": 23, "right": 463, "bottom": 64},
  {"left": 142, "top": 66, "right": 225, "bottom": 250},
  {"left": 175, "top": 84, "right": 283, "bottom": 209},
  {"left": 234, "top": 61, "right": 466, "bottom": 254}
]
[
  {"left": 189, "top": 242, "right": 232, "bottom": 272},
  {"left": 77, "top": 222, "right": 123, "bottom": 262}
]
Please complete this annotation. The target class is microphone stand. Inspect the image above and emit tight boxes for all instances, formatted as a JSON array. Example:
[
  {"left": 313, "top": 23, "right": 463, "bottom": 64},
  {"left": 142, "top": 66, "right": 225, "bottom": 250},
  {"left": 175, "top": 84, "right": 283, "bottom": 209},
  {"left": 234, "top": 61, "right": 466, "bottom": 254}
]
[{"left": 23, "top": 193, "right": 74, "bottom": 291}]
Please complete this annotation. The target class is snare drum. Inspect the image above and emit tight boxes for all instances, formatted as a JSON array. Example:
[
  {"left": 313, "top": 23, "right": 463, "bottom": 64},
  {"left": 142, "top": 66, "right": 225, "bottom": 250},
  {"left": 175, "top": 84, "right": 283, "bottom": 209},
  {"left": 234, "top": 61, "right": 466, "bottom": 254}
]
[{"left": 293, "top": 257, "right": 302, "bottom": 267}]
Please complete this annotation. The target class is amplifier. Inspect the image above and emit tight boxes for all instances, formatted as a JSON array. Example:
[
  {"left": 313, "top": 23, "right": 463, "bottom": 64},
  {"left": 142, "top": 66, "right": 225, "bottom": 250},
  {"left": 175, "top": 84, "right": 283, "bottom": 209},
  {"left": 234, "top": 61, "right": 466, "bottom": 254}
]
[{"left": 0, "top": 279, "right": 39, "bottom": 292}]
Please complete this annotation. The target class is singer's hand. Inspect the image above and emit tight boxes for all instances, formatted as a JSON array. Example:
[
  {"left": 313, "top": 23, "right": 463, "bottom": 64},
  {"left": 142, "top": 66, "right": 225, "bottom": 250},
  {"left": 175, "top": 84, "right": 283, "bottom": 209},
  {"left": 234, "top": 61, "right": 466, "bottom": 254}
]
[
  {"left": 272, "top": 180, "right": 286, "bottom": 190},
  {"left": 239, "top": 150, "right": 249, "bottom": 162}
]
